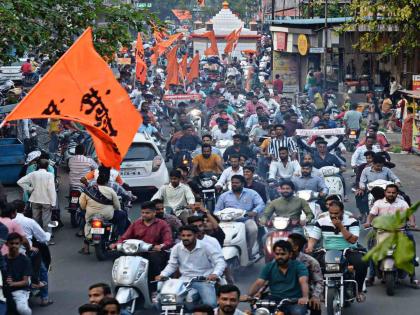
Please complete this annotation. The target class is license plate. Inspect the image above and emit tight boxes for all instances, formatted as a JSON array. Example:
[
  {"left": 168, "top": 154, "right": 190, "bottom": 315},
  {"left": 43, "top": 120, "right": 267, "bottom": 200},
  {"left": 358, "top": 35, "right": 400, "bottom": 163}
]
[
  {"left": 121, "top": 168, "right": 145, "bottom": 176},
  {"left": 91, "top": 228, "right": 105, "bottom": 234},
  {"left": 71, "top": 197, "right": 79, "bottom": 203},
  {"left": 162, "top": 305, "right": 177, "bottom": 310},
  {"left": 325, "top": 273, "right": 343, "bottom": 278},
  {"left": 349, "top": 134, "right": 356, "bottom": 139}
]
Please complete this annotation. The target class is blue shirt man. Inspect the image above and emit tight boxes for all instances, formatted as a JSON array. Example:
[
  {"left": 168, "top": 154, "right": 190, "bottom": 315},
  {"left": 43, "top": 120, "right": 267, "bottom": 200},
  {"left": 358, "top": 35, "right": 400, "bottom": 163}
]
[{"left": 214, "top": 175, "right": 264, "bottom": 257}]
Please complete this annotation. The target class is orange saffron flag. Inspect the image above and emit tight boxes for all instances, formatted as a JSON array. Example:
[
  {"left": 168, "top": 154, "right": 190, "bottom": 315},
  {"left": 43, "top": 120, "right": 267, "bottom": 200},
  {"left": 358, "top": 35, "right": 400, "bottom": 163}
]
[
  {"left": 202, "top": 30, "right": 219, "bottom": 56},
  {"left": 187, "top": 53, "right": 200, "bottom": 84},
  {"left": 0, "top": 28, "right": 141, "bottom": 169},
  {"left": 151, "top": 33, "right": 183, "bottom": 65},
  {"left": 179, "top": 53, "right": 188, "bottom": 82},
  {"left": 135, "top": 33, "right": 147, "bottom": 84},
  {"left": 224, "top": 29, "right": 237, "bottom": 54},
  {"left": 165, "top": 46, "right": 179, "bottom": 90}
]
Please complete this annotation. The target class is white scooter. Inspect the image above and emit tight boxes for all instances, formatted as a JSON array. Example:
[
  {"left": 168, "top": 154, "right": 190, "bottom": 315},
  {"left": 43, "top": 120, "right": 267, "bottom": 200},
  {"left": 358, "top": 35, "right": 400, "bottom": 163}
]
[
  {"left": 296, "top": 190, "right": 322, "bottom": 220},
  {"left": 214, "top": 208, "right": 261, "bottom": 271},
  {"left": 319, "top": 166, "right": 344, "bottom": 200},
  {"left": 367, "top": 179, "right": 393, "bottom": 208},
  {"left": 112, "top": 240, "right": 154, "bottom": 313}
]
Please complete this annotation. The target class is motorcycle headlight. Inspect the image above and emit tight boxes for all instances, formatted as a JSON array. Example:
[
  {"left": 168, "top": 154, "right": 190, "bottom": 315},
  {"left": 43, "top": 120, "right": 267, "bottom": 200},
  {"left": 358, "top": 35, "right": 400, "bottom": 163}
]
[
  {"left": 201, "top": 179, "right": 213, "bottom": 188},
  {"left": 325, "top": 264, "right": 341, "bottom": 272},
  {"left": 161, "top": 294, "right": 177, "bottom": 304},
  {"left": 255, "top": 307, "right": 270, "bottom": 315},
  {"left": 122, "top": 242, "right": 138, "bottom": 254}
]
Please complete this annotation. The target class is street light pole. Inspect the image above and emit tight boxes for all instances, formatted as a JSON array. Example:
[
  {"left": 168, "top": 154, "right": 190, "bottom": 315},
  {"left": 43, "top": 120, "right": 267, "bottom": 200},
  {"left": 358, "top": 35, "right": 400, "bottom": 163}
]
[{"left": 323, "top": 0, "right": 328, "bottom": 91}]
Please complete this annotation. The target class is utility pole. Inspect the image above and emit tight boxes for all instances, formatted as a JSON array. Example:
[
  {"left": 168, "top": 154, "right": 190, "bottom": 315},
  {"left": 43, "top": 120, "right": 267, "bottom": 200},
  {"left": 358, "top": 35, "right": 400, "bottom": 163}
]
[
  {"left": 323, "top": 0, "right": 328, "bottom": 91},
  {"left": 271, "top": 0, "right": 275, "bottom": 80}
]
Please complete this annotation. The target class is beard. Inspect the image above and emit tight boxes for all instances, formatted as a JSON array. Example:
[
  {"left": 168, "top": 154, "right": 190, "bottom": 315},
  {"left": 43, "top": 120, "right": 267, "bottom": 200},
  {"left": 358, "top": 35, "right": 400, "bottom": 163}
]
[
  {"left": 232, "top": 186, "right": 243, "bottom": 193},
  {"left": 155, "top": 212, "right": 164, "bottom": 219},
  {"left": 221, "top": 305, "right": 236, "bottom": 314},
  {"left": 276, "top": 258, "right": 288, "bottom": 266}
]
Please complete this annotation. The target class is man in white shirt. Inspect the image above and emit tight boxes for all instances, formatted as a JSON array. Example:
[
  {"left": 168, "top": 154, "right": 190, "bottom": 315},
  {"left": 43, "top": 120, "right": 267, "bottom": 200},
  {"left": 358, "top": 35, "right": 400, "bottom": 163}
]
[
  {"left": 216, "top": 155, "right": 243, "bottom": 191},
  {"left": 351, "top": 136, "right": 381, "bottom": 168},
  {"left": 259, "top": 90, "right": 280, "bottom": 112},
  {"left": 156, "top": 225, "right": 226, "bottom": 308},
  {"left": 212, "top": 120, "right": 236, "bottom": 142},
  {"left": 245, "top": 106, "right": 268, "bottom": 131},
  {"left": 268, "top": 147, "right": 301, "bottom": 181},
  {"left": 152, "top": 169, "right": 195, "bottom": 210},
  {"left": 17, "top": 159, "right": 56, "bottom": 233}
]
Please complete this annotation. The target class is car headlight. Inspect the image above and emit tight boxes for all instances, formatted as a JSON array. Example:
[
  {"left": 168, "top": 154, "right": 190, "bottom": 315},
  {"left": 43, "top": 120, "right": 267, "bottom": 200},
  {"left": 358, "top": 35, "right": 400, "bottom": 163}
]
[
  {"left": 161, "top": 294, "right": 177, "bottom": 304},
  {"left": 201, "top": 179, "right": 213, "bottom": 188},
  {"left": 122, "top": 242, "right": 138, "bottom": 254},
  {"left": 255, "top": 307, "right": 270, "bottom": 315},
  {"left": 325, "top": 264, "right": 341, "bottom": 272}
]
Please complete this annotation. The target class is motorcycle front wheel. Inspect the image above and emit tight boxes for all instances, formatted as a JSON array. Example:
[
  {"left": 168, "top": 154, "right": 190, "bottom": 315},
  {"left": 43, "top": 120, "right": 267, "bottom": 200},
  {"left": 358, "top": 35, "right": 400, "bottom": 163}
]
[
  {"left": 326, "top": 287, "right": 342, "bottom": 315},
  {"left": 384, "top": 272, "right": 396, "bottom": 296}
]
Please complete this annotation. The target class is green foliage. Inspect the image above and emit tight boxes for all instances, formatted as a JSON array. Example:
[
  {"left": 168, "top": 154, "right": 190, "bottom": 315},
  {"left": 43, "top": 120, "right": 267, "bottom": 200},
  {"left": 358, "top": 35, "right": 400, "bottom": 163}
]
[
  {"left": 364, "top": 201, "right": 420, "bottom": 274},
  {"left": 0, "top": 0, "right": 162, "bottom": 64},
  {"left": 300, "top": 0, "right": 351, "bottom": 18},
  {"left": 341, "top": 0, "right": 420, "bottom": 56}
]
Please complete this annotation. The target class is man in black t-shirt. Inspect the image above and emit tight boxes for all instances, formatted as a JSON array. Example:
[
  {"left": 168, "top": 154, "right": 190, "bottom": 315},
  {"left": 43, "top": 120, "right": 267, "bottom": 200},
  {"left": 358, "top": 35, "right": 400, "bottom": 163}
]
[{"left": 5, "top": 233, "right": 32, "bottom": 315}]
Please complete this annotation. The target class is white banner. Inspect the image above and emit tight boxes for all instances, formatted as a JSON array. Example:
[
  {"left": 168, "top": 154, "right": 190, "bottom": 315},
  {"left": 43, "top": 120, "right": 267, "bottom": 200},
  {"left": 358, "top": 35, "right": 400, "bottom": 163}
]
[{"left": 296, "top": 128, "right": 345, "bottom": 137}]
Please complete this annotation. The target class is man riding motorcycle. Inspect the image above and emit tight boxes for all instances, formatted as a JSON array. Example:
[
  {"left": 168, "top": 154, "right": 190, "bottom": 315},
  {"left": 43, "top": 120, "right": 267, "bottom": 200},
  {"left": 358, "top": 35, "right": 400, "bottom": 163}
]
[
  {"left": 216, "top": 155, "right": 243, "bottom": 192},
  {"left": 306, "top": 200, "right": 367, "bottom": 302},
  {"left": 260, "top": 181, "right": 314, "bottom": 233},
  {"left": 156, "top": 225, "right": 226, "bottom": 308},
  {"left": 191, "top": 144, "right": 224, "bottom": 177},
  {"left": 215, "top": 175, "right": 265, "bottom": 257}
]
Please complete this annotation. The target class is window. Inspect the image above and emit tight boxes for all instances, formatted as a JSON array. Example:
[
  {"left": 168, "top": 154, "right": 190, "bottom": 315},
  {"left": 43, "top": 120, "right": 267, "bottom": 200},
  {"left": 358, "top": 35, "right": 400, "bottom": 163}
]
[{"left": 123, "top": 143, "right": 157, "bottom": 161}]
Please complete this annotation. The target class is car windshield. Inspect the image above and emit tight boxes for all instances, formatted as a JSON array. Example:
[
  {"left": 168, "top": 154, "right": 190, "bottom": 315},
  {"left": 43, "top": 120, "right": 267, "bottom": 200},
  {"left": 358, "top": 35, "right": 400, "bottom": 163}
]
[{"left": 124, "top": 143, "right": 157, "bottom": 161}]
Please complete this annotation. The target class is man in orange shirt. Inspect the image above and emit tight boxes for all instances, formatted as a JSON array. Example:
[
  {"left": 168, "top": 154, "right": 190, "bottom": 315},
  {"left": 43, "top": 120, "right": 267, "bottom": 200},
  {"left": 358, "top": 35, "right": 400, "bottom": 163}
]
[{"left": 191, "top": 144, "right": 224, "bottom": 177}]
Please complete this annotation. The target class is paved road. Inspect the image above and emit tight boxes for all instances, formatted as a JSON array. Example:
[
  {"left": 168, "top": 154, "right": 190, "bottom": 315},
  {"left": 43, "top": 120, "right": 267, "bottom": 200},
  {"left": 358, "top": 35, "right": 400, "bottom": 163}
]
[{"left": 4, "top": 153, "right": 420, "bottom": 315}]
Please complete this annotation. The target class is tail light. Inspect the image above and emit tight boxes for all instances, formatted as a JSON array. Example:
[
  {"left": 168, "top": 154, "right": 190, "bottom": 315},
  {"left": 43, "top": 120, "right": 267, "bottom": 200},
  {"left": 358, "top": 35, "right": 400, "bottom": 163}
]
[
  {"left": 350, "top": 130, "right": 357, "bottom": 135},
  {"left": 70, "top": 190, "right": 81, "bottom": 197},
  {"left": 91, "top": 220, "right": 103, "bottom": 228},
  {"left": 152, "top": 156, "right": 162, "bottom": 172}
]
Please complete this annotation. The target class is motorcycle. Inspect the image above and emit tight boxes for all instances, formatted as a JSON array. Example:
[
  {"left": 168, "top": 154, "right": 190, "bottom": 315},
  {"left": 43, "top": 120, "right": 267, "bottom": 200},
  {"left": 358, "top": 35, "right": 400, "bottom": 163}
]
[
  {"left": 343, "top": 129, "right": 358, "bottom": 152},
  {"left": 247, "top": 297, "right": 299, "bottom": 315},
  {"left": 316, "top": 248, "right": 360, "bottom": 315},
  {"left": 112, "top": 240, "right": 154, "bottom": 312},
  {"left": 173, "top": 149, "right": 193, "bottom": 170},
  {"left": 197, "top": 172, "right": 218, "bottom": 213},
  {"left": 215, "top": 139, "right": 233, "bottom": 157},
  {"left": 67, "top": 187, "right": 83, "bottom": 228},
  {"left": 369, "top": 226, "right": 418, "bottom": 296},
  {"left": 319, "top": 166, "right": 345, "bottom": 201},
  {"left": 214, "top": 208, "right": 261, "bottom": 273},
  {"left": 158, "top": 276, "right": 218, "bottom": 315}
]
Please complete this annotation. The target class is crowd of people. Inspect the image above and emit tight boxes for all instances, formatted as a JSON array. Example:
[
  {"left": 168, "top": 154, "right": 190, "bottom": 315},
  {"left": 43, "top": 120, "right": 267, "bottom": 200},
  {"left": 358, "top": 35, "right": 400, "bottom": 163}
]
[{"left": 0, "top": 22, "right": 418, "bottom": 315}]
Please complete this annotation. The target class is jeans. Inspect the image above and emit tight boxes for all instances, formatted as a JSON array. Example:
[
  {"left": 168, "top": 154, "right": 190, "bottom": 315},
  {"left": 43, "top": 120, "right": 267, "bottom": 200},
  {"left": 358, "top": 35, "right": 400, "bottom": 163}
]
[
  {"left": 346, "top": 251, "right": 368, "bottom": 291},
  {"left": 48, "top": 132, "right": 58, "bottom": 154},
  {"left": 282, "top": 304, "right": 307, "bottom": 315},
  {"left": 28, "top": 251, "right": 42, "bottom": 284},
  {"left": 245, "top": 219, "right": 258, "bottom": 256},
  {"left": 141, "top": 252, "right": 169, "bottom": 291},
  {"left": 188, "top": 282, "right": 217, "bottom": 308},
  {"left": 257, "top": 156, "right": 270, "bottom": 179},
  {"left": 32, "top": 203, "right": 52, "bottom": 233},
  {"left": 11, "top": 290, "right": 31, "bottom": 315},
  {"left": 0, "top": 302, "right": 6, "bottom": 315},
  {"left": 39, "top": 262, "right": 49, "bottom": 300}
]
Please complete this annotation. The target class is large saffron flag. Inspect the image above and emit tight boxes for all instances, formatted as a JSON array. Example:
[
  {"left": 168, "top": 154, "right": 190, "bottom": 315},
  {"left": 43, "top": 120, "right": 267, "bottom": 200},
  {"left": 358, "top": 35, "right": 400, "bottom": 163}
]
[
  {"left": 187, "top": 53, "right": 200, "bottom": 83},
  {"left": 165, "top": 46, "right": 179, "bottom": 89},
  {"left": 151, "top": 33, "right": 183, "bottom": 65},
  {"left": 0, "top": 28, "right": 141, "bottom": 169},
  {"left": 224, "top": 27, "right": 242, "bottom": 54},
  {"left": 135, "top": 33, "right": 147, "bottom": 84},
  {"left": 202, "top": 30, "right": 219, "bottom": 56}
]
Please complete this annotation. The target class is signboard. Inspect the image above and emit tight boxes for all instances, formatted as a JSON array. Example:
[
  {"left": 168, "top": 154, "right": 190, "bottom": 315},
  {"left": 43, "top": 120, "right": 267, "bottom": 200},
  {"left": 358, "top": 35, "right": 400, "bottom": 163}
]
[
  {"left": 309, "top": 47, "right": 324, "bottom": 54},
  {"left": 275, "top": 32, "right": 287, "bottom": 51},
  {"left": 297, "top": 34, "right": 308, "bottom": 56},
  {"left": 413, "top": 75, "right": 420, "bottom": 91},
  {"left": 272, "top": 52, "right": 299, "bottom": 93},
  {"left": 117, "top": 58, "right": 131, "bottom": 65},
  {"left": 163, "top": 94, "right": 202, "bottom": 101},
  {"left": 135, "top": 2, "right": 152, "bottom": 8},
  {"left": 296, "top": 128, "right": 345, "bottom": 137}
]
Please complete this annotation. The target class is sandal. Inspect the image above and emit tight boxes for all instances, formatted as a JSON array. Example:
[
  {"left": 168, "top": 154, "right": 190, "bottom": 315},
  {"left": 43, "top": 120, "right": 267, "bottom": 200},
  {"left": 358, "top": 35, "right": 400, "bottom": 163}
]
[
  {"left": 356, "top": 292, "right": 366, "bottom": 303},
  {"left": 78, "top": 248, "right": 90, "bottom": 255},
  {"left": 40, "top": 299, "right": 54, "bottom": 307}
]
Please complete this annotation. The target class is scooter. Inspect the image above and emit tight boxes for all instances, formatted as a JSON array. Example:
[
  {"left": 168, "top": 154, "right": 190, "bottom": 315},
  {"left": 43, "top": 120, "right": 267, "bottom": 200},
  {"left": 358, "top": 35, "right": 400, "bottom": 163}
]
[
  {"left": 296, "top": 190, "right": 322, "bottom": 220},
  {"left": 158, "top": 276, "right": 218, "bottom": 315},
  {"left": 112, "top": 240, "right": 154, "bottom": 313},
  {"left": 214, "top": 208, "right": 261, "bottom": 272},
  {"left": 343, "top": 129, "right": 358, "bottom": 152},
  {"left": 319, "top": 166, "right": 345, "bottom": 201}
]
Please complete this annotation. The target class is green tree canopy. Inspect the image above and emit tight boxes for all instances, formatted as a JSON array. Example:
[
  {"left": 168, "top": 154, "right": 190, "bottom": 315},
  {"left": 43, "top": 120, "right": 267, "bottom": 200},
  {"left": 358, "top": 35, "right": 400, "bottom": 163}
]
[
  {"left": 342, "top": 0, "right": 420, "bottom": 56},
  {"left": 0, "top": 0, "right": 162, "bottom": 64}
]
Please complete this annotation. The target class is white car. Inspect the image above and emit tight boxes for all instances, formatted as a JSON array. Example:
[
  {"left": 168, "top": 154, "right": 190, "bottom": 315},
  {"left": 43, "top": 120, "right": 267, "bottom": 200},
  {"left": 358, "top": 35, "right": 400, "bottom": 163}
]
[{"left": 120, "top": 132, "right": 169, "bottom": 195}]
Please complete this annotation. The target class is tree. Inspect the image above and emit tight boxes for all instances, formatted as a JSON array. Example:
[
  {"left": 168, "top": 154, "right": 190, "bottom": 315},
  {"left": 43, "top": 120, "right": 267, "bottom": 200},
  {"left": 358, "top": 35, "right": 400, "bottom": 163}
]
[
  {"left": 0, "top": 0, "right": 163, "bottom": 64},
  {"left": 342, "top": 0, "right": 420, "bottom": 56}
]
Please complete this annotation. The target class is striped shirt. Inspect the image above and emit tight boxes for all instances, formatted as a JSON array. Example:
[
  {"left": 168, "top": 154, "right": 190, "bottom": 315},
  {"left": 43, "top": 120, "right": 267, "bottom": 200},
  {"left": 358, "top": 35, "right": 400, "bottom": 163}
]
[
  {"left": 265, "top": 136, "right": 297, "bottom": 159},
  {"left": 309, "top": 213, "right": 359, "bottom": 250},
  {"left": 68, "top": 155, "right": 98, "bottom": 188}
]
